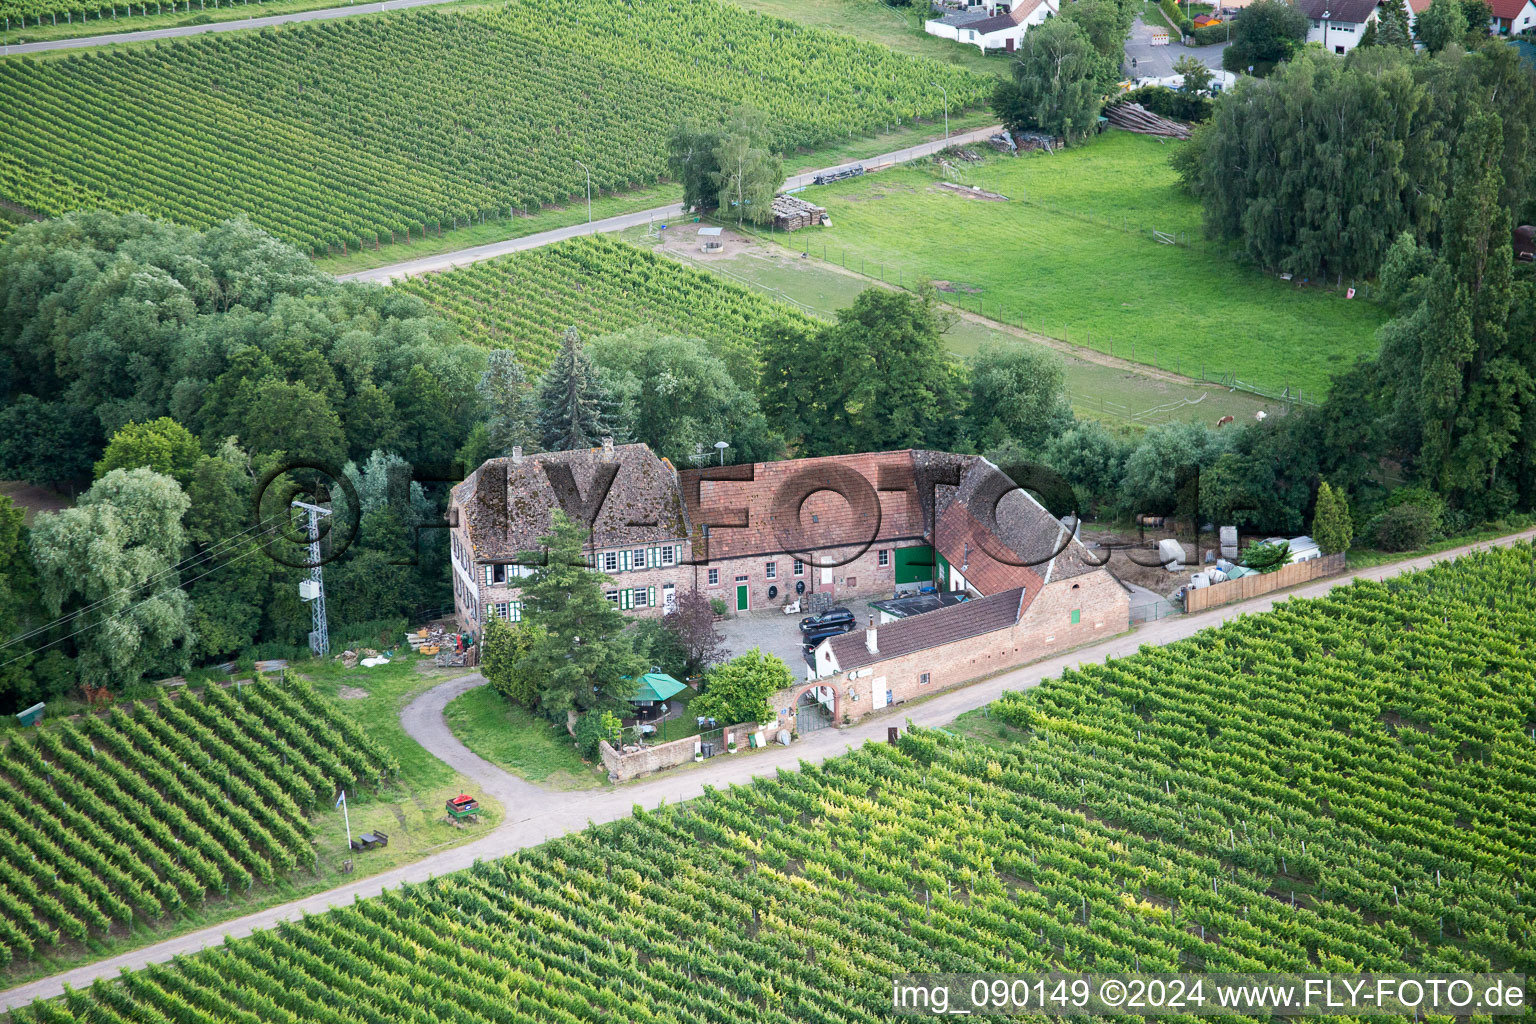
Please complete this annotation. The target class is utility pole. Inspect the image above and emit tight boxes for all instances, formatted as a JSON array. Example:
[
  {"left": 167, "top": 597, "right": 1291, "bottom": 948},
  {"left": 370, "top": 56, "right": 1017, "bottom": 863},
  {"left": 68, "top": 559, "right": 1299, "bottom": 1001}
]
[
  {"left": 293, "top": 499, "right": 332, "bottom": 657},
  {"left": 931, "top": 81, "right": 949, "bottom": 140}
]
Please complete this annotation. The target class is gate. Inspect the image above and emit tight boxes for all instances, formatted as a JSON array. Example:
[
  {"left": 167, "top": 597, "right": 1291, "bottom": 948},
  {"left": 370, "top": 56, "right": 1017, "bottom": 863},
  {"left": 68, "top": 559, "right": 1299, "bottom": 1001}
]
[{"left": 797, "top": 687, "right": 834, "bottom": 734}]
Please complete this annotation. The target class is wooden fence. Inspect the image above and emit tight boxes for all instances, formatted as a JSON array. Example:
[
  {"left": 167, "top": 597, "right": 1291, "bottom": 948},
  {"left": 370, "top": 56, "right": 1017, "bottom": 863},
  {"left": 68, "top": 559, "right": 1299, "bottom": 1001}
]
[{"left": 1184, "top": 552, "right": 1347, "bottom": 614}]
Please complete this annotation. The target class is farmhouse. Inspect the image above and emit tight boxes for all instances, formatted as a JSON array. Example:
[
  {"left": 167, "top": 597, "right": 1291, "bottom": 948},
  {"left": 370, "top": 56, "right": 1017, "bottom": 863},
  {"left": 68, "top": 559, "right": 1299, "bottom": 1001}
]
[
  {"left": 447, "top": 444, "right": 1129, "bottom": 703},
  {"left": 923, "top": 0, "right": 1058, "bottom": 51},
  {"left": 1297, "top": 0, "right": 1379, "bottom": 52},
  {"left": 797, "top": 455, "right": 1128, "bottom": 730}
]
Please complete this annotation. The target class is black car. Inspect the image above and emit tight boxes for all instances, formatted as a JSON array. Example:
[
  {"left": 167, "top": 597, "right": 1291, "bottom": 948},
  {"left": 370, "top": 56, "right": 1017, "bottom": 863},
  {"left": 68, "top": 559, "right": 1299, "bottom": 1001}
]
[
  {"left": 802, "top": 623, "right": 856, "bottom": 650},
  {"left": 799, "top": 607, "right": 855, "bottom": 633}
]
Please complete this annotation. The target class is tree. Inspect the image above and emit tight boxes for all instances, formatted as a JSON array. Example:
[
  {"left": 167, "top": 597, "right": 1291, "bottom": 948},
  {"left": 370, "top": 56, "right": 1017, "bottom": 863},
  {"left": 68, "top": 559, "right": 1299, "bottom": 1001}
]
[
  {"left": 533, "top": 328, "right": 630, "bottom": 452},
  {"left": 95, "top": 417, "right": 203, "bottom": 488},
  {"left": 760, "top": 287, "right": 966, "bottom": 457},
  {"left": 1220, "top": 0, "right": 1307, "bottom": 76},
  {"left": 0, "top": 396, "right": 101, "bottom": 491},
  {"left": 587, "top": 328, "right": 782, "bottom": 467},
  {"left": 1459, "top": 0, "right": 1492, "bottom": 37},
  {"left": 660, "top": 587, "right": 728, "bottom": 681},
  {"left": 967, "top": 343, "right": 1073, "bottom": 452},
  {"left": 481, "top": 614, "right": 545, "bottom": 707},
  {"left": 691, "top": 647, "right": 788, "bottom": 727},
  {"left": 1062, "top": 0, "right": 1135, "bottom": 70},
  {"left": 1311, "top": 482, "right": 1353, "bottom": 554},
  {"left": 1173, "top": 55, "right": 1214, "bottom": 95},
  {"left": 1378, "top": 112, "right": 1531, "bottom": 517},
  {"left": 1375, "top": 0, "right": 1415, "bottom": 46},
  {"left": 515, "top": 510, "right": 644, "bottom": 718},
  {"left": 1415, "top": 0, "right": 1467, "bottom": 50},
  {"left": 28, "top": 468, "right": 193, "bottom": 692},
  {"left": 709, "top": 108, "right": 783, "bottom": 227},
  {"left": 991, "top": 19, "right": 1104, "bottom": 141},
  {"left": 1120, "top": 421, "right": 1231, "bottom": 512},
  {"left": 1241, "top": 539, "right": 1291, "bottom": 572},
  {"left": 668, "top": 118, "right": 724, "bottom": 213},
  {"left": 478, "top": 349, "right": 537, "bottom": 458},
  {"left": 0, "top": 496, "right": 45, "bottom": 710},
  {"left": 238, "top": 380, "right": 348, "bottom": 472},
  {"left": 1031, "top": 420, "right": 1134, "bottom": 516}
]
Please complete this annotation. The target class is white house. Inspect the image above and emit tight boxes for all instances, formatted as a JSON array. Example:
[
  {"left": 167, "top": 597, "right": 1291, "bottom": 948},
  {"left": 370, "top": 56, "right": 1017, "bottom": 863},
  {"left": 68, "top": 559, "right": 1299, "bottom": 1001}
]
[
  {"left": 1297, "top": 0, "right": 1379, "bottom": 52},
  {"left": 924, "top": 0, "right": 1058, "bottom": 51},
  {"left": 1489, "top": 0, "right": 1536, "bottom": 33}
]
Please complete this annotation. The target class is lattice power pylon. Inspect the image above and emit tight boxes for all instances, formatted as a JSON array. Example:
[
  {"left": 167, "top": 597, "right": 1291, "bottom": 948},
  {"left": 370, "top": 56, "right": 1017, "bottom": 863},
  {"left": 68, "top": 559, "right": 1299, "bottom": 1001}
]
[{"left": 293, "top": 499, "right": 333, "bottom": 657}]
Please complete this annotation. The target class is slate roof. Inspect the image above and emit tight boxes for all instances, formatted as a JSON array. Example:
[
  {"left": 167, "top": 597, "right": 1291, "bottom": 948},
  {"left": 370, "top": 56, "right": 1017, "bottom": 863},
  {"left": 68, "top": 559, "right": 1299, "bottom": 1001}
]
[
  {"left": 931, "top": 8, "right": 992, "bottom": 26},
  {"left": 965, "top": 12, "right": 1022, "bottom": 31},
  {"left": 453, "top": 444, "right": 688, "bottom": 562},
  {"left": 827, "top": 587, "right": 1026, "bottom": 672},
  {"left": 1296, "top": 0, "right": 1378, "bottom": 22}
]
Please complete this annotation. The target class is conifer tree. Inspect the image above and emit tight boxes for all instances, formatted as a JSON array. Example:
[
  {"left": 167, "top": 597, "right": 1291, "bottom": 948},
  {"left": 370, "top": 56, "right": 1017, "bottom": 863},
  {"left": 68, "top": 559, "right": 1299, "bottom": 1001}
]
[
  {"left": 533, "top": 327, "right": 629, "bottom": 452},
  {"left": 1311, "top": 482, "right": 1353, "bottom": 555}
]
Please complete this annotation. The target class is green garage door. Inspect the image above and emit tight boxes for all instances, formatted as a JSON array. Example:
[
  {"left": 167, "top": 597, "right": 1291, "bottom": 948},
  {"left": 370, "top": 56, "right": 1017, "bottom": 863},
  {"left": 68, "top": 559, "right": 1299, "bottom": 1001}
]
[{"left": 894, "top": 545, "right": 935, "bottom": 585}]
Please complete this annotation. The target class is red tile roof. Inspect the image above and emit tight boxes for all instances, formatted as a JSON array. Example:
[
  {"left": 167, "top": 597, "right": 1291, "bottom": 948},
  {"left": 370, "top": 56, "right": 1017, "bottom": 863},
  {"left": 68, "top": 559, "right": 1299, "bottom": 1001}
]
[
  {"left": 934, "top": 502, "right": 1044, "bottom": 596},
  {"left": 680, "top": 451, "right": 928, "bottom": 562},
  {"left": 827, "top": 587, "right": 1026, "bottom": 672},
  {"left": 1488, "top": 0, "right": 1530, "bottom": 18}
]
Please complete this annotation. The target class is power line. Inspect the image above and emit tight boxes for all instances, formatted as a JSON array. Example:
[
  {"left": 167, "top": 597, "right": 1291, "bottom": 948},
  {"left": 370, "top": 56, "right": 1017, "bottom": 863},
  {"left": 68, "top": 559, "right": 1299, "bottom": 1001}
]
[
  {"left": 0, "top": 523, "right": 289, "bottom": 671},
  {"left": 0, "top": 509, "right": 294, "bottom": 655}
]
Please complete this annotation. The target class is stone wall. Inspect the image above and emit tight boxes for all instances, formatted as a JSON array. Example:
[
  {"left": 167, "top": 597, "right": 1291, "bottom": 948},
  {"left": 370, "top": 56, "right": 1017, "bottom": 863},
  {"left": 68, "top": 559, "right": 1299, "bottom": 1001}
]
[{"left": 598, "top": 721, "right": 764, "bottom": 782}]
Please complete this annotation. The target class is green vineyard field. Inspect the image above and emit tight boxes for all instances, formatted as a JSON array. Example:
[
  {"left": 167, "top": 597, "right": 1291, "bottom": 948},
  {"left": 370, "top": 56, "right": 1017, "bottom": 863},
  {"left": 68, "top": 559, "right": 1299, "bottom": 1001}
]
[
  {"left": 394, "top": 235, "right": 822, "bottom": 372},
  {"left": 13, "top": 544, "right": 1534, "bottom": 1020},
  {"left": 0, "top": 0, "right": 990, "bottom": 255},
  {"left": 0, "top": 675, "right": 393, "bottom": 967}
]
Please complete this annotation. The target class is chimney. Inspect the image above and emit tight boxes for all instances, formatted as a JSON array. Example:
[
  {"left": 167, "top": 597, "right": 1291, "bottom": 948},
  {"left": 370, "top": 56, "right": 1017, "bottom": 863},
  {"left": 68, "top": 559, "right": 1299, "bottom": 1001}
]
[
  {"left": 511, "top": 445, "right": 523, "bottom": 465},
  {"left": 601, "top": 436, "right": 614, "bottom": 460},
  {"left": 865, "top": 614, "right": 878, "bottom": 655}
]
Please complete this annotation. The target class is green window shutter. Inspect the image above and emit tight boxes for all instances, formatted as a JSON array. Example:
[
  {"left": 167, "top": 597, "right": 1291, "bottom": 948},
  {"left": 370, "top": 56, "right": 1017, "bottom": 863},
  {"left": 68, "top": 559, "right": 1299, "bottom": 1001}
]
[
  {"left": 621, "top": 589, "right": 633, "bottom": 610},
  {"left": 511, "top": 602, "right": 522, "bottom": 622},
  {"left": 620, "top": 550, "right": 631, "bottom": 571},
  {"left": 482, "top": 565, "right": 492, "bottom": 587},
  {"left": 648, "top": 586, "right": 656, "bottom": 607},
  {"left": 1070, "top": 609, "right": 1081, "bottom": 625}
]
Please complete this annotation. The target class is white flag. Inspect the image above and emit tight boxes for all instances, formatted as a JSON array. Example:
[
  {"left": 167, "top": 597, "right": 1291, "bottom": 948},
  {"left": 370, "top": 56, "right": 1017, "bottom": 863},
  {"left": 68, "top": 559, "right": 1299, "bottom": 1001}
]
[{"left": 334, "top": 790, "right": 346, "bottom": 809}]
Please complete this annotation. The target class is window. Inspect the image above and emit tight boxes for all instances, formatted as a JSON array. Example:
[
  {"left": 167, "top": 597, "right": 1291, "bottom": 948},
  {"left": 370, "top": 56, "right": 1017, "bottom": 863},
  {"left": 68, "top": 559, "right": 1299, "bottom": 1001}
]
[
  {"left": 736, "top": 575, "right": 748, "bottom": 583},
  {"left": 1070, "top": 609, "right": 1081, "bottom": 625},
  {"left": 606, "top": 590, "right": 620, "bottom": 605},
  {"left": 919, "top": 672, "right": 931, "bottom": 686},
  {"left": 603, "top": 551, "right": 618, "bottom": 572},
  {"left": 708, "top": 569, "right": 720, "bottom": 586},
  {"left": 492, "top": 563, "right": 507, "bottom": 584},
  {"left": 765, "top": 562, "right": 777, "bottom": 580},
  {"left": 632, "top": 548, "right": 647, "bottom": 568},
  {"left": 633, "top": 588, "right": 649, "bottom": 609},
  {"left": 495, "top": 602, "right": 509, "bottom": 620},
  {"left": 878, "top": 550, "right": 890, "bottom": 568},
  {"left": 662, "top": 546, "right": 676, "bottom": 566},
  {"left": 793, "top": 560, "right": 804, "bottom": 577}
]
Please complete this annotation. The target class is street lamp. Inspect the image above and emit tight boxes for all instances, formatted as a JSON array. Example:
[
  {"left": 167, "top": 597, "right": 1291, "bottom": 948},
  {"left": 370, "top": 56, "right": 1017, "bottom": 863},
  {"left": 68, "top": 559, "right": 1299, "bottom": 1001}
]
[
  {"left": 931, "top": 81, "right": 949, "bottom": 140},
  {"left": 575, "top": 159, "right": 592, "bottom": 225},
  {"left": 713, "top": 441, "right": 729, "bottom": 466}
]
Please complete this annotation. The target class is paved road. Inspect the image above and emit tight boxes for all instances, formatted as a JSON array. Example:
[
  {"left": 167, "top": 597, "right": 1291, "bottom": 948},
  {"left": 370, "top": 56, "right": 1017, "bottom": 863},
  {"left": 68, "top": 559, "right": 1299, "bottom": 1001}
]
[
  {"left": 3, "top": 0, "right": 456, "bottom": 55},
  {"left": 4, "top": 525, "right": 1533, "bottom": 1014},
  {"left": 1123, "top": 12, "right": 1228, "bottom": 78},
  {"left": 337, "top": 124, "right": 1005, "bottom": 285}
]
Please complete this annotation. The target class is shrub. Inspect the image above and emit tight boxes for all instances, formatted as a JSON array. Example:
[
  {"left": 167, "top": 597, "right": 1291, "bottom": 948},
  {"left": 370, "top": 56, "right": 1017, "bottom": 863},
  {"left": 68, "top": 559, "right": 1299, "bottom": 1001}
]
[
  {"left": 1372, "top": 503, "right": 1442, "bottom": 552},
  {"left": 1189, "top": 23, "right": 1229, "bottom": 43},
  {"left": 709, "top": 597, "right": 728, "bottom": 617},
  {"left": 573, "top": 709, "right": 623, "bottom": 760},
  {"left": 1116, "top": 85, "right": 1212, "bottom": 123}
]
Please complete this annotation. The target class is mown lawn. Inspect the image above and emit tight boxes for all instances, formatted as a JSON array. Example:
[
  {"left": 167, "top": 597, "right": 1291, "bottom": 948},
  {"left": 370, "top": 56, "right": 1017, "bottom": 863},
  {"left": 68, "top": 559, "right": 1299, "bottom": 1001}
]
[
  {"left": 444, "top": 684, "right": 608, "bottom": 790},
  {"left": 793, "top": 131, "right": 1389, "bottom": 397}
]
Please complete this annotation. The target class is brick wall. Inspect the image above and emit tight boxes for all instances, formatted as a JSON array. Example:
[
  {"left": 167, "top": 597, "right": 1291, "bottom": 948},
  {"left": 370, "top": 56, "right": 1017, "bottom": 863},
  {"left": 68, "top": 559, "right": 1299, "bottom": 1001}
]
[
  {"left": 700, "top": 543, "right": 917, "bottom": 613},
  {"left": 780, "top": 568, "right": 1129, "bottom": 728}
]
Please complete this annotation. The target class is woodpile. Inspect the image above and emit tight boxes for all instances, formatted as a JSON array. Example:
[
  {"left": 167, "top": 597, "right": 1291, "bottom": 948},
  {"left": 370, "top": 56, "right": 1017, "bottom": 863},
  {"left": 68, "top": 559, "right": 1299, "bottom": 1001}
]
[
  {"left": 771, "top": 194, "right": 827, "bottom": 232},
  {"left": 1105, "top": 103, "right": 1191, "bottom": 140}
]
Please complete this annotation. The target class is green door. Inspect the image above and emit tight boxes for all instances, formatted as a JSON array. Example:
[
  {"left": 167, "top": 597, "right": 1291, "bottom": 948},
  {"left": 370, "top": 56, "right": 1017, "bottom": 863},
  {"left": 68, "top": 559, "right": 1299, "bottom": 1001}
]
[
  {"left": 894, "top": 545, "right": 935, "bottom": 585},
  {"left": 736, "top": 583, "right": 748, "bottom": 611}
]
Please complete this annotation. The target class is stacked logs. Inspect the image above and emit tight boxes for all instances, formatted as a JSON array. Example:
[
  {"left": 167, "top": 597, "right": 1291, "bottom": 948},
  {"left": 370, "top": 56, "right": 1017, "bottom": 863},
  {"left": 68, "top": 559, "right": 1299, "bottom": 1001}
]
[{"left": 1105, "top": 103, "right": 1192, "bottom": 140}]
